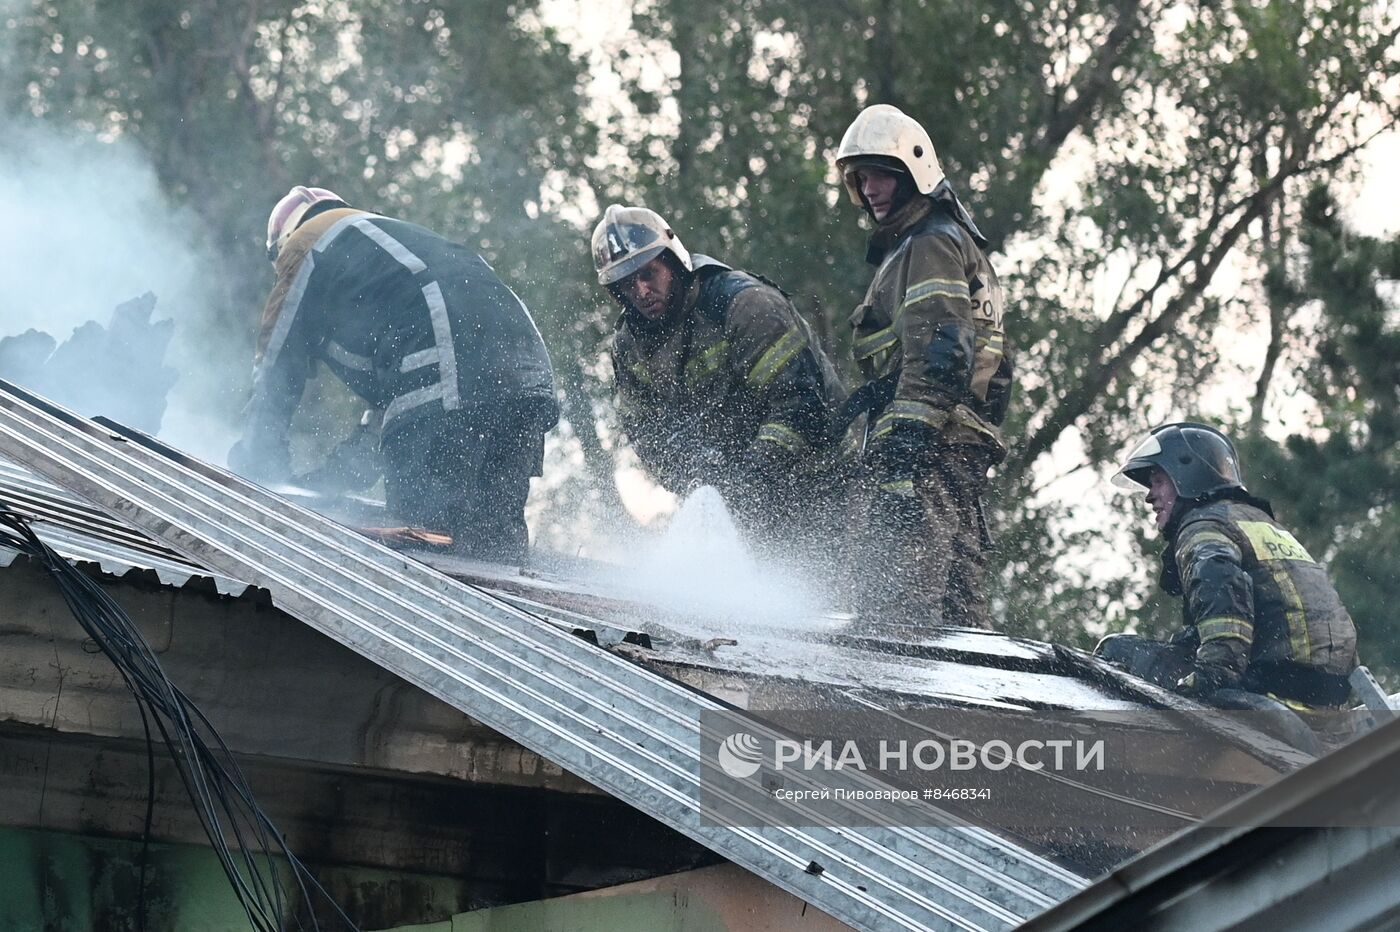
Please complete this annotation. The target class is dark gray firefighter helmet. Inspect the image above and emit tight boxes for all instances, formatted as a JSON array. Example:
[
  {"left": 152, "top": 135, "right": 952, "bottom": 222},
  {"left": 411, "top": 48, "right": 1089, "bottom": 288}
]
[{"left": 1112, "top": 422, "right": 1247, "bottom": 500}]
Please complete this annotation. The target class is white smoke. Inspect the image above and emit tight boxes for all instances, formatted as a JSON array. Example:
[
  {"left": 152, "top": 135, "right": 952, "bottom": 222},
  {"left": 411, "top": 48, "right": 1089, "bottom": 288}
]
[
  {"left": 0, "top": 123, "right": 212, "bottom": 336},
  {"left": 0, "top": 118, "right": 242, "bottom": 461}
]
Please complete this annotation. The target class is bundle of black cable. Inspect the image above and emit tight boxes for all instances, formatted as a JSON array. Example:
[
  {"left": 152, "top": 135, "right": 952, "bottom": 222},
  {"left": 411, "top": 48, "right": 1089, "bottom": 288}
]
[{"left": 0, "top": 507, "right": 358, "bottom": 932}]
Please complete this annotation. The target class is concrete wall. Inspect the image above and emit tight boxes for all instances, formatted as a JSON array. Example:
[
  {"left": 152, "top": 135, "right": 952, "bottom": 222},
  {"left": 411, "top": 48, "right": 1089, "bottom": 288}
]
[
  {"left": 0, "top": 557, "right": 718, "bottom": 927},
  {"left": 0, "top": 556, "right": 591, "bottom": 791}
]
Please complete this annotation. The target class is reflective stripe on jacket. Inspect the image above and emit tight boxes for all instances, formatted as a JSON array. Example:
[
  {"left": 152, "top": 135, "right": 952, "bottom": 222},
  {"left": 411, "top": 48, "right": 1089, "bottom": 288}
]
[
  {"left": 1163, "top": 497, "right": 1358, "bottom": 692},
  {"left": 248, "top": 208, "right": 557, "bottom": 454}
]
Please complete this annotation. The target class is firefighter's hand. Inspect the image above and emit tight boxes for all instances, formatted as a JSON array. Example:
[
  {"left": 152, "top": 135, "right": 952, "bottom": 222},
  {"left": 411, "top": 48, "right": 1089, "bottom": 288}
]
[
  {"left": 692, "top": 445, "right": 728, "bottom": 486},
  {"left": 1175, "top": 665, "right": 1233, "bottom": 697},
  {"left": 227, "top": 437, "right": 259, "bottom": 475},
  {"left": 683, "top": 446, "right": 730, "bottom": 497},
  {"left": 1168, "top": 626, "right": 1201, "bottom": 649},
  {"left": 297, "top": 429, "right": 383, "bottom": 494},
  {"left": 866, "top": 421, "right": 938, "bottom": 480}
]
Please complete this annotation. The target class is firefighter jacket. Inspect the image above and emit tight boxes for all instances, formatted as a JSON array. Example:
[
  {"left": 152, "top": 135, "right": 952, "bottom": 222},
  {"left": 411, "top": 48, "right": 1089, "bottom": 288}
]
[
  {"left": 1161, "top": 495, "right": 1359, "bottom": 704},
  {"left": 610, "top": 257, "right": 846, "bottom": 494},
  {"left": 240, "top": 207, "right": 558, "bottom": 478},
  {"left": 849, "top": 183, "right": 1012, "bottom": 457}
]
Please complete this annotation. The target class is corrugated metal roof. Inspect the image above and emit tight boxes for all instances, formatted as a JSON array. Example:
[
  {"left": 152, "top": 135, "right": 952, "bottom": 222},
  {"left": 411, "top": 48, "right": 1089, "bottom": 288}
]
[
  {"left": 0, "top": 379, "right": 1089, "bottom": 932},
  {"left": 1017, "top": 717, "right": 1400, "bottom": 931},
  {"left": 0, "top": 385, "right": 1336, "bottom": 930},
  {"left": 0, "top": 458, "right": 250, "bottom": 596},
  {"left": 0, "top": 446, "right": 1155, "bottom": 717}
]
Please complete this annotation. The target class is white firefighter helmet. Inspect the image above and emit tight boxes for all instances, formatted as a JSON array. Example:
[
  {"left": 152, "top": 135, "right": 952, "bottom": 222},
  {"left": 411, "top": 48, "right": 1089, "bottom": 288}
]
[
  {"left": 834, "top": 104, "right": 945, "bottom": 206},
  {"left": 266, "top": 185, "right": 345, "bottom": 261},
  {"left": 591, "top": 204, "right": 693, "bottom": 285}
]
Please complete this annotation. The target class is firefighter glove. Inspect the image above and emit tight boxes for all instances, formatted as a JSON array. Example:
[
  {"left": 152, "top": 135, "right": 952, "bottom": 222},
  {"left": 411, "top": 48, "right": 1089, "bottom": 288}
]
[
  {"left": 1175, "top": 664, "right": 1234, "bottom": 697},
  {"left": 227, "top": 433, "right": 291, "bottom": 485}
]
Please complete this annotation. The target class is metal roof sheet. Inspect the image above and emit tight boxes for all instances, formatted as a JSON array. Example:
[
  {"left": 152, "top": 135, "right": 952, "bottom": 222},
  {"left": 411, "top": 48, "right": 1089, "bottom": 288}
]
[
  {"left": 0, "top": 458, "right": 249, "bottom": 596},
  {"left": 1018, "top": 717, "right": 1400, "bottom": 931},
  {"left": 0, "top": 453, "right": 1150, "bottom": 716},
  {"left": 0, "top": 380, "right": 1088, "bottom": 932}
]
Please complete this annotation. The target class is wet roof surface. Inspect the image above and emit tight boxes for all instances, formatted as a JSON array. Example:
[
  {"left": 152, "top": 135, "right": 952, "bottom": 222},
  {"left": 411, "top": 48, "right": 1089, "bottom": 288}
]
[{"left": 0, "top": 457, "right": 1160, "bottom": 714}]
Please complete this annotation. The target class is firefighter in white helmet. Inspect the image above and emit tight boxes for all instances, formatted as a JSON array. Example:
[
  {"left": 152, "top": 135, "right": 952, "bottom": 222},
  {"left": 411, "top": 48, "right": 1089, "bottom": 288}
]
[
  {"left": 592, "top": 204, "right": 847, "bottom": 558},
  {"left": 834, "top": 104, "right": 1014, "bottom": 629},
  {"left": 229, "top": 185, "right": 559, "bottom": 563}
]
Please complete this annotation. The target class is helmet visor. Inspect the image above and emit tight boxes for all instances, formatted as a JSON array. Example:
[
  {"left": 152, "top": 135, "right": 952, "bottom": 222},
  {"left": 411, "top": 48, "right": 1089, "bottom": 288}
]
[
  {"left": 1111, "top": 434, "right": 1162, "bottom": 489},
  {"left": 594, "top": 217, "right": 668, "bottom": 283},
  {"left": 597, "top": 241, "right": 666, "bottom": 285},
  {"left": 839, "top": 154, "right": 909, "bottom": 174}
]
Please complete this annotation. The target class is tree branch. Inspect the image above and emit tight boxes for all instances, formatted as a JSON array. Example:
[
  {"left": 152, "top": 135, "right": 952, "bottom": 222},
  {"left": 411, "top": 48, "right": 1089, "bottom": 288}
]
[
  {"left": 1008, "top": 158, "right": 1297, "bottom": 478},
  {"left": 1006, "top": 24, "right": 1397, "bottom": 479},
  {"left": 979, "top": 0, "right": 1151, "bottom": 251},
  {"left": 1030, "top": 0, "right": 1147, "bottom": 164}
]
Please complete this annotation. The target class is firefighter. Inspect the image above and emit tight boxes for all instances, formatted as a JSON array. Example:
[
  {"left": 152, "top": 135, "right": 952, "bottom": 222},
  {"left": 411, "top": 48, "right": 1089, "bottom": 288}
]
[
  {"left": 592, "top": 204, "right": 846, "bottom": 557},
  {"left": 1101, "top": 422, "right": 1358, "bottom": 715},
  {"left": 228, "top": 185, "right": 559, "bottom": 563},
  {"left": 833, "top": 104, "right": 1013, "bottom": 629}
]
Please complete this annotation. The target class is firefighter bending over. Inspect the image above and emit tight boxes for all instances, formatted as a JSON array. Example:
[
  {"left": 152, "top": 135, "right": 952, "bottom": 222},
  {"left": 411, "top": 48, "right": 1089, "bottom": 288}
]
[
  {"left": 593, "top": 204, "right": 846, "bottom": 557},
  {"left": 1101, "top": 423, "right": 1358, "bottom": 724},
  {"left": 229, "top": 185, "right": 558, "bottom": 563}
]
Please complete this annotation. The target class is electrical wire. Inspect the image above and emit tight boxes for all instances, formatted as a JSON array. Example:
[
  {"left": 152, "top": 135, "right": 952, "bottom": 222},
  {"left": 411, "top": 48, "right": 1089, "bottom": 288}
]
[{"left": 0, "top": 507, "right": 359, "bottom": 932}]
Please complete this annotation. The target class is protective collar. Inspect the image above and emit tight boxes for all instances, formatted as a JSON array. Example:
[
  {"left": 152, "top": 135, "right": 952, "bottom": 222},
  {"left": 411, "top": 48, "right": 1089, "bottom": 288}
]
[
  {"left": 864, "top": 180, "right": 988, "bottom": 265},
  {"left": 1157, "top": 488, "right": 1276, "bottom": 594},
  {"left": 931, "top": 179, "right": 988, "bottom": 247},
  {"left": 1162, "top": 487, "right": 1274, "bottom": 540}
]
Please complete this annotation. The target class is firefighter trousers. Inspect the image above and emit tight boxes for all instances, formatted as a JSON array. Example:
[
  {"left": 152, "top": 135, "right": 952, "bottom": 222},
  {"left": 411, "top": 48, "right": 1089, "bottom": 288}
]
[
  {"left": 381, "top": 404, "right": 548, "bottom": 564},
  {"left": 851, "top": 444, "right": 994, "bottom": 630}
]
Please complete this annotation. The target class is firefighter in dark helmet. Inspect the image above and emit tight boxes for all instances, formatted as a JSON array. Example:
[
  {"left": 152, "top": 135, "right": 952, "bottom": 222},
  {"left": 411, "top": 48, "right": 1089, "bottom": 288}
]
[{"left": 1100, "top": 422, "right": 1358, "bottom": 714}]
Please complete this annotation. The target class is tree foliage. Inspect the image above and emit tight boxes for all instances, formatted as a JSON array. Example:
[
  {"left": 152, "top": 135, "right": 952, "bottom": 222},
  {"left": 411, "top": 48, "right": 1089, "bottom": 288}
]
[
  {"left": 3, "top": 0, "right": 1397, "bottom": 661},
  {"left": 1239, "top": 186, "right": 1400, "bottom": 682}
]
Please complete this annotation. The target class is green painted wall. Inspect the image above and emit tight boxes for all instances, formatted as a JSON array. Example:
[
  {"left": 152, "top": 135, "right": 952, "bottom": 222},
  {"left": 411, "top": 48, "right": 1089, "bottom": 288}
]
[
  {"left": 0, "top": 827, "right": 253, "bottom": 932},
  {"left": 0, "top": 826, "right": 475, "bottom": 931}
]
